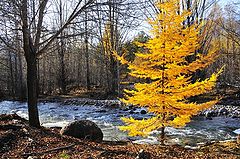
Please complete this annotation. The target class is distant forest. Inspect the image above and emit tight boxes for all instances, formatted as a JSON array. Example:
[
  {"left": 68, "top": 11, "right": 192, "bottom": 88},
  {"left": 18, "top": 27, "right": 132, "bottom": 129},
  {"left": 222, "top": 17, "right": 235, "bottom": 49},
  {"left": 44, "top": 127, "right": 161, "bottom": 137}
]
[{"left": 0, "top": 0, "right": 239, "bottom": 100}]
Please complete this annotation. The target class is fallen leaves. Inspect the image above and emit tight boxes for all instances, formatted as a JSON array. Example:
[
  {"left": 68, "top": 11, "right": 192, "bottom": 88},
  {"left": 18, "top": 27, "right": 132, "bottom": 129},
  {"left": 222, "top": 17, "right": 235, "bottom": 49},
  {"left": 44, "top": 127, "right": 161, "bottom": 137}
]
[{"left": 0, "top": 114, "right": 238, "bottom": 159}]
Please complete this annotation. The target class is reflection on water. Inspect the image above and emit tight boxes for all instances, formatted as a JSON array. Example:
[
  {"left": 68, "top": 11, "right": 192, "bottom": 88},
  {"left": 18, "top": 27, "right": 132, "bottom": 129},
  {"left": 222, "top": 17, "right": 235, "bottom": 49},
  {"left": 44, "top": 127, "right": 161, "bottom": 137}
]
[{"left": 0, "top": 100, "right": 239, "bottom": 146}]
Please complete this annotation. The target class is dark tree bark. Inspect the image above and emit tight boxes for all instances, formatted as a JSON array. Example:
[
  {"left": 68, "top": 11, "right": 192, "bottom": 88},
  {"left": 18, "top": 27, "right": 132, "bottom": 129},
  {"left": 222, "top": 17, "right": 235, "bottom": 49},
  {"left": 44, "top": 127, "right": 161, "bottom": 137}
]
[
  {"left": 26, "top": 47, "right": 40, "bottom": 127},
  {"left": 59, "top": 47, "right": 67, "bottom": 94},
  {"left": 58, "top": 0, "right": 67, "bottom": 94},
  {"left": 108, "top": 0, "right": 118, "bottom": 95},
  {"left": 8, "top": 51, "right": 15, "bottom": 98},
  {"left": 21, "top": 0, "right": 40, "bottom": 127},
  {"left": 85, "top": 3, "right": 90, "bottom": 90},
  {"left": 18, "top": 53, "right": 25, "bottom": 100}
]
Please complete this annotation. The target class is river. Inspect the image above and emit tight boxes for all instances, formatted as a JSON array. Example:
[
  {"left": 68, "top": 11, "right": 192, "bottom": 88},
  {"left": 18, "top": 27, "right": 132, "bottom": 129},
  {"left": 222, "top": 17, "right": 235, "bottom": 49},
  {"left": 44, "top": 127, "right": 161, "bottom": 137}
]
[{"left": 0, "top": 100, "right": 239, "bottom": 147}]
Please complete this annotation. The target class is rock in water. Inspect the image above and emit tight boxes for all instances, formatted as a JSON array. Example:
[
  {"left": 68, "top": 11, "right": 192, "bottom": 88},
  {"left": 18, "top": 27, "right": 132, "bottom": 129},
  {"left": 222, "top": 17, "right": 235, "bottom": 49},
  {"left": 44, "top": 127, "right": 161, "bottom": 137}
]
[
  {"left": 129, "top": 110, "right": 135, "bottom": 114},
  {"left": 218, "top": 108, "right": 228, "bottom": 116},
  {"left": 60, "top": 120, "right": 103, "bottom": 142},
  {"left": 205, "top": 110, "right": 216, "bottom": 118},
  {"left": 140, "top": 110, "right": 147, "bottom": 114}
]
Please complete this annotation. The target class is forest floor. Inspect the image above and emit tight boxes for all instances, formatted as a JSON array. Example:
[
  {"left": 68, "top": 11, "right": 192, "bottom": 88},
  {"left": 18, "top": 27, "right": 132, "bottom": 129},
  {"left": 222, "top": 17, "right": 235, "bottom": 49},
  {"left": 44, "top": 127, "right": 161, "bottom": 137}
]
[
  {"left": 36, "top": 86, "right": 240, "bottom": 104},
  {"left": 0, "top": 114, "right": 239, "bottom": 159},
  {"left": 1, "top": 85, "right": 240, "bottom": 105}
]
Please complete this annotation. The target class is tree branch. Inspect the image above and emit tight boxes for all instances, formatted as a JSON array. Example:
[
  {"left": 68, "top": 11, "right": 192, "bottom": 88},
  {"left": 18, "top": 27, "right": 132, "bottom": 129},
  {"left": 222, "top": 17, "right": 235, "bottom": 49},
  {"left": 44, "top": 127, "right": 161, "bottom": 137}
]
[
  {"left": 36, "top": 0, "right": 95, "bottom": 57},
  {"left": 34, "top": 0, "right": 48, "bottom": 49}
]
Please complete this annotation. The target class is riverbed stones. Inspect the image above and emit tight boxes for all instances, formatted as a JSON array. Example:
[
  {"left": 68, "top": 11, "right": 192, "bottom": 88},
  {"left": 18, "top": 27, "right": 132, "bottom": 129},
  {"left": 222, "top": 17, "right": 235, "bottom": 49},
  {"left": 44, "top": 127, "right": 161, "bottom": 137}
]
[
  {"left": 230, "top": 110, "right": 240, "bottom": 118},
  {"left": 109, "top": 103, "right": 120, "bottom": 108},
  {"left": 205, "top": 110, "right": 217, "bottom": 118},
  {"left": 200, "top": 105, "right": 240, "bottom": 119},
  {"left": 218, "top": 108, "right": 228, "bottom": 116},
  {"left": 60, "top": 120, "right": 103, "bottom": 142},
  {"left": 61, "top": 99, "right": 122, "bottom": 107},
  {"left": 129, "top": 110, "right": 134, "bottom": 114}
]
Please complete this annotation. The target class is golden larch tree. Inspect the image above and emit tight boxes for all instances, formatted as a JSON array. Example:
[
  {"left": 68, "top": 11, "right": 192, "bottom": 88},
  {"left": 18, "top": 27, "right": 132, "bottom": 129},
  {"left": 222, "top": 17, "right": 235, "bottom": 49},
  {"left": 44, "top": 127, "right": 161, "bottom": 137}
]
[{"left": 115, "top": 0, "right": 222, "bottom": 144}]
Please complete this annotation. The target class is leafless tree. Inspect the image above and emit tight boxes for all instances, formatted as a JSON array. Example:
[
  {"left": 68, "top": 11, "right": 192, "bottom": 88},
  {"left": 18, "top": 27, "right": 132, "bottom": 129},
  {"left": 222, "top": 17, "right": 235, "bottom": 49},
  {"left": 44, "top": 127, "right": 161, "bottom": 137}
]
[{"left": 0, "top": 0, "right": 95, "bottom": 127}]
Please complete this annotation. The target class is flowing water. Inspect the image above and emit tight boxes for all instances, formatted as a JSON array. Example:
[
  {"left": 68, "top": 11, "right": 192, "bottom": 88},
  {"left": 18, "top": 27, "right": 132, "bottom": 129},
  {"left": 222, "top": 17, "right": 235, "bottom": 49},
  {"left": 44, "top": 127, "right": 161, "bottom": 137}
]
[{"left": 0, "top": 100, "right": 239, "bottom": 146}]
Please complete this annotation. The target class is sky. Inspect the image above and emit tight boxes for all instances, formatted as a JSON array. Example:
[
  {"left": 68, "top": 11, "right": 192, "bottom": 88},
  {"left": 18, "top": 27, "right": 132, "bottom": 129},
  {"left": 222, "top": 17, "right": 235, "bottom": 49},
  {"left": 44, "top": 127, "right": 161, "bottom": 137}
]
[
  {"left": 219, "top": 0, "right": 240, "bottom": 6},
  {"left": 127, "top": 0, "right": 240, "bottom": 40}
]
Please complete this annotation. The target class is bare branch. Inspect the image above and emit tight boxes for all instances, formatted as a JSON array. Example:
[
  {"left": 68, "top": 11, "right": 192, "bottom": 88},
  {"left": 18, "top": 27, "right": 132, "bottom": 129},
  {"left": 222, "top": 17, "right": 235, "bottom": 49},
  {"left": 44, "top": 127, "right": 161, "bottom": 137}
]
[{"left": 37, "top": 0, "right": 95, "bottom": 57}]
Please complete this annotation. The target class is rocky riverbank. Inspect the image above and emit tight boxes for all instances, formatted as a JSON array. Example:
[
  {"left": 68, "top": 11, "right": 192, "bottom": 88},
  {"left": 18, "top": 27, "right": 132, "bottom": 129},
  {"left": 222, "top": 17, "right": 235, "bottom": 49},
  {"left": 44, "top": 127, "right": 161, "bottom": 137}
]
[
  {"left": 0, "top": 114, "right": 239, "bottom": 159},
  {"left": 41, "top": 97, "right": 240, "bottom": 119},
  {"left": 199, "top": 105, "right": 240, "bottom": 119},
  {"left": 61, "top": 98, "right": 240, "bottom": 118}
]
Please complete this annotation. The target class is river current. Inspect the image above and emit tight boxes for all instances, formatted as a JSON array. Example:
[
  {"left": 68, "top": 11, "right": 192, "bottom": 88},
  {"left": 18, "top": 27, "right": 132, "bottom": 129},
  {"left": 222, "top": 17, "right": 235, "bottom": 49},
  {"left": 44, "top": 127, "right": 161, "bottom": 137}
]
[{"left": 0, "top": 100, "right": 239, "bottom": 147}]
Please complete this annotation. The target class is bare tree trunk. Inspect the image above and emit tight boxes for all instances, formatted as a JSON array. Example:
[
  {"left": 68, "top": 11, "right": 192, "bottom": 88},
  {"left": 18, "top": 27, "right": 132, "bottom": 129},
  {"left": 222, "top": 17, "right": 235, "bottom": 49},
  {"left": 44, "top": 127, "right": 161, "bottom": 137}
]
[
  {"left": 58, "top": 39, "right": 67, "bottom": 94},
  {"left": 18, "top": 52, "right": 25, "bottom": 100},
  {"left": 109, "top": 0, "right": 118, "bottom": 95},
  {"left": 0, "top": 0, "right": 94, "bottom": 127},
  {"left": 37, "top": 59, "right": 40, "bottom": 97},
  {"left": 58, "top": 0, "right": 67, "bottom": 94},
  {"left": 42, "top": 56, "right": 46, "bottom": 94},
  {"left": 22, "top": 0, "right": 40, "bottom": 127},
  {"left": 160, "top": 126, "right": 165, "bottom": 145},
  {"left": 14, "top": 52, "right": 18, "bottom": 98},
  {"left": 26, "top": 49, "right": 40, "bottom": 127},
  {"left": 8, "top": 51, "right": 15, "bottom": 98},
  {"left": 85, "top": 0, "right": 90, "bottom": 90},
  {"left": 187, "top": 0, "right": 191, "bottom": 27}
]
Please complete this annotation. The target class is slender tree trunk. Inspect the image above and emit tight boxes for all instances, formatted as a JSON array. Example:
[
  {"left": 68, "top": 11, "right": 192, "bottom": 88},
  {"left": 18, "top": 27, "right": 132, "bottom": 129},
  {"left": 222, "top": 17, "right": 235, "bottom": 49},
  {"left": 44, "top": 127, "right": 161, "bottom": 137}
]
[
  {"left": 8, "top": 51, "right": 15, "bottom": 98},
  {"left": 85, "top": 2, "right": 90, "bottom": 90},
  {"left": 160, "top": 126, "right": 165, "bottom": 145},
  {"left": 14, "top": 53, "right": 18, "bottom": 98},
  {"left": 161, "top": 46, "right": 166, "bottom": 145},
  {"left": 18, "top": 53, "right": 25, "bottom": 100},
  {"left": 108, "top": 0, "right": 118, "bottom": 95},
  {"left": 186, "top": 0, "right": 191, "bottom": 27},
  {"left": 58, "top": 37, "right": 67, "bottom": 94},
  {"left": 85, "top": 33, "right": 90, "bottom": 90},
  {"left": 58, "top": 0, "right": 67, "bottom": 94},
  {"left": 42, "top": 56, "right": 46, "bottom": 94},
  {"left": 200, "top": 0, "right": 206, "bottom": 22},
  {"left": 37, "top": 59, "right": 40, "bottom": 97},
  {"left": 14, "top": 17, "right": 24, "bottom": 100},
  {"left": 110, "top": 55, "right": 118, "bottom": 94}
]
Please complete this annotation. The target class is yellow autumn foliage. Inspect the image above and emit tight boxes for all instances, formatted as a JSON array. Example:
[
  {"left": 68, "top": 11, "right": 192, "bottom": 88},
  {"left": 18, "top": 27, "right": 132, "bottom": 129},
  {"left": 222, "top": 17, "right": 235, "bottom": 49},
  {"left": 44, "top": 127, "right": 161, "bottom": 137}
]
[{"left": 116, "top": 0, "right": 222, "bottom": 138}]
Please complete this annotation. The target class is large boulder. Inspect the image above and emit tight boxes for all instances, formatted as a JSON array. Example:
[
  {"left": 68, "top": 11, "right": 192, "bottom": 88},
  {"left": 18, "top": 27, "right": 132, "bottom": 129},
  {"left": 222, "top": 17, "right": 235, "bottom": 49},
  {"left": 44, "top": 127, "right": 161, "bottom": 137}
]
[{"left": 60, "top": 120, "right": 103, "bottom": 142}]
